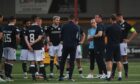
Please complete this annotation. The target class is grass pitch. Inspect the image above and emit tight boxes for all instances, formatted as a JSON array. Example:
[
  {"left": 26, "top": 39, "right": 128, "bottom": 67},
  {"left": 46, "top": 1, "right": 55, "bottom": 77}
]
[{"left": 2, "top": 60, "right": 140, "bottom": 84}]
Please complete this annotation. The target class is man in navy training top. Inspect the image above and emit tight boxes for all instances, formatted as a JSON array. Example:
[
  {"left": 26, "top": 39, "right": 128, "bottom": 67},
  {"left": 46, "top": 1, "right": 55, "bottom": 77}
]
[
  {"left": 59, "top": 15, "right": 79, "bottom": 81},
  {"left": 105, "top": 15, "right": 122, "bottom": 81}
]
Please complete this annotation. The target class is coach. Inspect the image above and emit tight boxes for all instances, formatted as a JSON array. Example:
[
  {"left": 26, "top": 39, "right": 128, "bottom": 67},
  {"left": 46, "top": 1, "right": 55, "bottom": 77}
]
[
  {"left": 59, "top": 15, "right": 79, "bottom": 81},
  {"left": 94, "top": 14, "right": 107, "bottom": 78}
]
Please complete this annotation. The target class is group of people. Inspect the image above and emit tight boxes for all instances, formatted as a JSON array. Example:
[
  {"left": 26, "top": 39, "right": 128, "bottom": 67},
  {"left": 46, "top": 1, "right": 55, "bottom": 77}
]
[
  {"left": 86, "top": 14, "right": 137, "bottom": 81},
  {"left": 0, "top": 13, "right": 137, "bottom": 82}
]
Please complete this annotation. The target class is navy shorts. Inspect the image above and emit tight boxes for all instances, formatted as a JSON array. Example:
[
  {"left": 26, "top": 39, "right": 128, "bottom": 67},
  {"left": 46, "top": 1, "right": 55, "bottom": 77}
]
[{"left": 105, "top": 44, "right": 121, "bottom": 62}]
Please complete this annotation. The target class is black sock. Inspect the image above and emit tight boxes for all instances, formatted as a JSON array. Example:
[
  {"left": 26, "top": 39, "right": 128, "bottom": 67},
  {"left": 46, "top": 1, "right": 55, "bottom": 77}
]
[
  {"left": 4, "top": 63, "right": 13, "bottom": 78},
  {"left": 4, "top": 63, "right": 9, "bottom": 77},
  {"left": 123, "top": 62, "right": 128, "bottom": 76},
  {"left": 22, "top": 63, "right": 27, "bottom": 73},
  {"left": 78, "top": 68, "right": 83, "bottom": 74},
  {"left": 0, "top": 74, "right": 4, "bottom": 79},
  {"left": 50, "top": 57, "right": 54, "bottom": 73},
  {"left": 35, "top": 63, "right": 38, "bottom": 73},
  {"left": 39, "top": 65, "right": 47, "bottom": 79},
  {"left": 8, "top": 64, "right": 13, "bottom": 78},
  {"left": 55, "top": 64, "right": 60, "bottom": 70},
  {"left": 29, "top": 65, "right": 36, "bottom": 80},
  {"left": 66, "top": 68, "right": 69, "bottom": 74},
  {"left": 112, "top": 63, "right": 117, "bottom": 77}
]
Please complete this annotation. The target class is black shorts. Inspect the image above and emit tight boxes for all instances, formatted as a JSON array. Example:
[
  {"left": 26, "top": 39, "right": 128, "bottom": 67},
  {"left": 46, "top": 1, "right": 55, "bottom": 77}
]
[{"left": 105, "top": 44, "right": 121, "bottom": 62}]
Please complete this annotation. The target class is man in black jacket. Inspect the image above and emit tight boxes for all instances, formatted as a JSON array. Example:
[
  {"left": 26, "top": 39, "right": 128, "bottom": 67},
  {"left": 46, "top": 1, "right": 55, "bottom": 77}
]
[{"left": 59, "top": 15, "right": 79, "bottom": 81}]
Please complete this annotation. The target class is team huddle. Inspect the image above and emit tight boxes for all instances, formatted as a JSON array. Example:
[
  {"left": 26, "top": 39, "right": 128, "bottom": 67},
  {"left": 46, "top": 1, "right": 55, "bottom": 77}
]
[{"left": 0, "top": 14, "right": 137, "bottom": 82}]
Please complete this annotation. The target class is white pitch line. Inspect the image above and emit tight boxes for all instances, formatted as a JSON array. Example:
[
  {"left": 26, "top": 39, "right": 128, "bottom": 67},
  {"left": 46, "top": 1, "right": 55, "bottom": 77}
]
[
  {"left": 81, "top": 65, "right": 140, "bottom": 68},
  {"left": 33, "top": 81, "right": 140, "bottom": 84},
  {"left": 11, "top": 73, "right": 140, "bottom": 76}
]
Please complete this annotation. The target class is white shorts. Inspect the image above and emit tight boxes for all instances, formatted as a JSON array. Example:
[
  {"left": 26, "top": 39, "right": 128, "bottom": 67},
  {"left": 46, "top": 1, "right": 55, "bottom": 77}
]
[
  {"left": 20, "top": 49, "right": 28, "bottom": 61},
  {"left": 3, "top": 47, "right": 16, "bottom": 60},
  {"left": 49, "top": 44, "right": 62, "bottom": 57},
  {"left": 27, "top": 50, "right": 43, "bottom": 61},
  {"left": 67, "top": 45, "right": 82, "bottom": 59},
  {"left": 120, "top": 43, "right": 128, "bottom": 56},
  {"left": 42, "top": 47, "right": 45, "bottom": 59}
]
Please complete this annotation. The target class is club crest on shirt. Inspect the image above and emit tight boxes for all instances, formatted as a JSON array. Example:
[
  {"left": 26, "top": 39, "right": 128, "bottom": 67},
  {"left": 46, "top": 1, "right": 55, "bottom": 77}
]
[
  {"left": 121, "top": 28, "right": 125, "bottom": 30},
  {"left": 41, "top": 29, "right": 43, "bottom": 32},
  {"left": 58, "top": 27, "right": 60, "bottom": 30},
  {"left": 16, "top": 28, "right": 20, "bottom": 32}
]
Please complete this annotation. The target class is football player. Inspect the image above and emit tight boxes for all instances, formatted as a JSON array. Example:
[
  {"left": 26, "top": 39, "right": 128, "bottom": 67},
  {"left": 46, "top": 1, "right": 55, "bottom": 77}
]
[
  {"left": 3, "top": 16, "right": 20, "bottom": 81},
  {"left": 20, "top": 19, "right": 31, "bottom": 79},
  {"left": 45, "top": 16, "right": 62, "bottom": 78},
  {"left": 25, "top": 15, "right": 47, "bottom": 80}
]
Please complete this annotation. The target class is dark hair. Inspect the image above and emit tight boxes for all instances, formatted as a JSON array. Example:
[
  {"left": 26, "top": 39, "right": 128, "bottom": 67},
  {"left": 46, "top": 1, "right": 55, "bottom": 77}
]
[
  {"left": 0, "top": 14, "right": 3, "bottom": 18},
  {"left": 68, "top": 14, "right": 79, "bottom": 22},
  {"left": 9, "top": 16, "right": 16, "bottom": 22},
  {"left": 69, "top": 14, "right": 75, "bottom": 20},
  {"left": 116, "top": 13, "right": 123, "bottom": 17},
  {"left": 23, "top": 18, "right": 30, "bottom": 24},
  {"left": 110, "top": 14, "right": 117, "bottom": 21},
  {"left": 95, "top": 14, "right": 103, "bottom": 19},
  {"left": 75, "top": 17, "right": 79, "bottom": 22},
  {"left": 31, "top": 15, "right": 40, "bottom": 22}
]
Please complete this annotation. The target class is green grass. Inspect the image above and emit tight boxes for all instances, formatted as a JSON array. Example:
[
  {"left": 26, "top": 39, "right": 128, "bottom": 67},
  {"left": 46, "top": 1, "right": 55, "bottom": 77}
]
[{"left": 2, "top": 61, "right": 140, "bottom": 84}]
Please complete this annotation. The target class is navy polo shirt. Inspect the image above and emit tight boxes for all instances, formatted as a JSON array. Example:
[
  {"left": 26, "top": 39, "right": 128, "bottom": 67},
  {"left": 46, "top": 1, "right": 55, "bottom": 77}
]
[
  {"left": 61, "top": 21, "right": 79, "bottom": 47},
  {"left": 106, "top": 23, "right": 122, "bottom": 45},
  {"left": 94, "top": 23, "right": 105, "bottom": 50}
]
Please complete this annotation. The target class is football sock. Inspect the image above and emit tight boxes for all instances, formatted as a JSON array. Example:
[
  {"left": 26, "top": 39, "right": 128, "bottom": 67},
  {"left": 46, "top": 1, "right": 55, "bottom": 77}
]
[
  {"left": 4, "top": 63, "right": 13, "bottom": 78},
  {"left": 118, "top": 72, "right": 122, "bottom": 78},
  {"left": 112, "top": 62, "right": 117, "bottom": 77},
  {"left": 39, "top": 65, "right": 47, "bottom": 79},
  {"left": 78, "top": 68, "right": 83, "bottom": 74},
  {"left": 66, "top": 68, "right": 69, "bottom": 74},
  {"left": 22, "top": 63, "right": 27, "bottom": 73},
  {"left": 35, "top": 63, "right": 38, "bottom": 73},
  {"left": 55, "top": 64, "right": 60, "bottom": 70},
  {"left": 50, "top": 57, "right": 54, "bottom": 73},
  {"left": 123, "top": 61, "right": 128, "bottom": 76},
  {"left": 107, "top": 71, "right": 111, "bottom": 78},
  {"left": 29, "top": 65, "right": 36, "bottom": 80}
]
